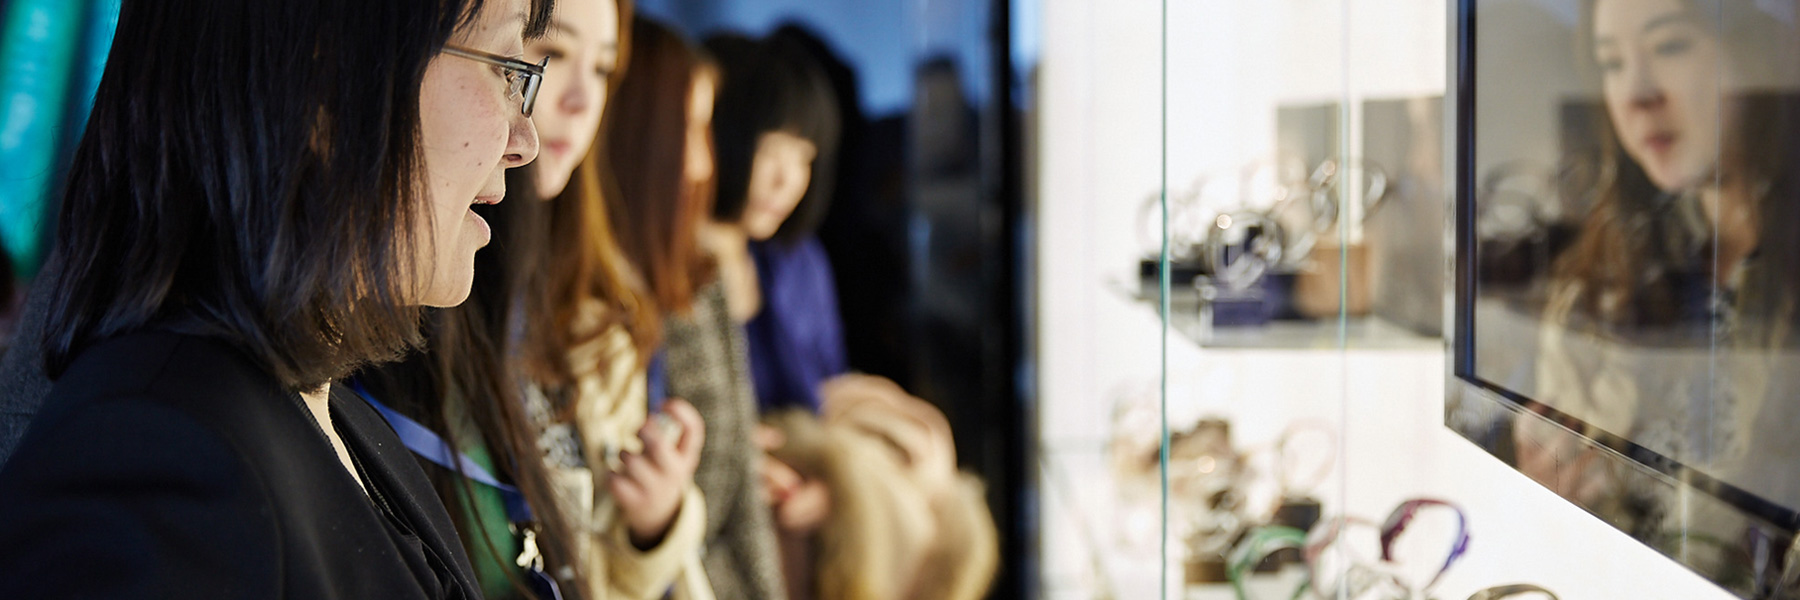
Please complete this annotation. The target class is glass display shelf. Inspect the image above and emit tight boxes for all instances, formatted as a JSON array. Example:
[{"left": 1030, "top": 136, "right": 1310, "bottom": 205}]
[{"left": 1110, "top": 278, "right": 1439, "bottom": 351}]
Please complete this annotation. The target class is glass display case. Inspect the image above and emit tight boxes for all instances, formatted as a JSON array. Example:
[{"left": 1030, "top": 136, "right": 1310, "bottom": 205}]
[
  {"left": 1036, "top": 0, "right": 1778, "bottom": 598},
  {"left": 1448, "top": 0, "right": 1800, "bottom": 596}
]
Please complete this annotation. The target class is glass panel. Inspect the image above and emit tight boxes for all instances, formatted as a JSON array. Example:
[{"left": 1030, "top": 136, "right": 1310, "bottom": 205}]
[
  {"left": 1454, "top": 0, "right": 1800, "bottom": 594},
  {"left": 1033, "top": 0, "right": 1173, "bottom": 596},
  {"left": 1451, "top": 0, "right": 1800, "bottom": 596},
  {"left": 1158, "top": 3, "right": 1359, "bottom": 600}
]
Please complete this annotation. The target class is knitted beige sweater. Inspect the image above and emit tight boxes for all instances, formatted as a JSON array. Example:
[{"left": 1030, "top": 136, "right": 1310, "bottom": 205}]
[{"left": 532, "top": 315, "right": 713, "bottom": 600}]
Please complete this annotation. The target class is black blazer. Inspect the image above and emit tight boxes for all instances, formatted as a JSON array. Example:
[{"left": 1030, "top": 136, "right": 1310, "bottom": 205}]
[{"left": 0, "top": 331, "right": 481, "bottom": 599}]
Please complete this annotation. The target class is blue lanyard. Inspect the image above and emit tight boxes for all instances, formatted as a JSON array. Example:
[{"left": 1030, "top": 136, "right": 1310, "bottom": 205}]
[
  {"left": 646, "top": 349, "right": 668, "bottom": 413},
  {"left": 348, "top": 379, "right": 535, "bottom": 524}
]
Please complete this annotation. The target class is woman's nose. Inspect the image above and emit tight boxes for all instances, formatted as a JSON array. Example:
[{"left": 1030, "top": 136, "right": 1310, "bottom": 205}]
[
  {"left": 559, "top": 77, "right": 592, "bottom": 115},
  {"left": 504, "top": 111, "right": 540, "bottom": 168},
  {"left": 1624, "top": 54, "right": 1666, "bottom": 109}
]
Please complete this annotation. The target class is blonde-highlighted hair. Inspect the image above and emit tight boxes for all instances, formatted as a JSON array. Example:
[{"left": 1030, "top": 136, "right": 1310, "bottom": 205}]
[{"left": 765, "top": 405, "right": 999, "bottom": 600}]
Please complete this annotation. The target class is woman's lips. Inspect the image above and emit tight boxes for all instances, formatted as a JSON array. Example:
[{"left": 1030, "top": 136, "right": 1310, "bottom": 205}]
[
  {"left": 544, "top": 140, "right": 571, "bottom": 159},
  {"left": 1643, "top": 132, "right": 1677, "bottom": 156},
  {"left": 468, "top": 207, "right": 491, "bottom": 245},
  {"left": 467, "top": 194, "right": 501, "bottom": 245}
]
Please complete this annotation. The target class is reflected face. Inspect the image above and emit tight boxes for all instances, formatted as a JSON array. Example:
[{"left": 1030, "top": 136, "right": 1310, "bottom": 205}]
[
  {"left": 416, "top": 0, "right": 540, "bottom": 306},
  {"left": 741, "top": 131, "right": 818, "bottom": 241},
  {"left": 1593, "top": 0, "right": 1735, "bottom": 192},
  {"left": 527, "top": 0, "right": 621, "bottom": 197},
  {"left": 685, "top": 72, "right": 717, "bottom": 186}
]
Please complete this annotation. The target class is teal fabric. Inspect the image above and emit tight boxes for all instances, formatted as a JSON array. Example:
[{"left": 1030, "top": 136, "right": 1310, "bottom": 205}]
[
  {"left": 0, "top": 0, "right": 118, "bottom": 278},
  {"left": 445, "top": 403, "right": 528, "bottom": 599}
]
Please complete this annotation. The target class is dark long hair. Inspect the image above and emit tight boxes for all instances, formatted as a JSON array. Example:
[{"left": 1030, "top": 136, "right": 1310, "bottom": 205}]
[
  {"left": 357, "top": 168, "right": 586, "bottom": 600},
  {"left": 38, "top": 0, "right": 551, "bottom": 390},
  {"left": 706, "top": 28, "right": 842, "bottom": 244},
  {"left": 603, "top": 16, "right": 715, "bottom": 315}
]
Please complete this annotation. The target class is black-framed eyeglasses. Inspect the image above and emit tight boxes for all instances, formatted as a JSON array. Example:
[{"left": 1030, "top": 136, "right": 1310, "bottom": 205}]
[{"left": 443, "top": 45, "right": 546, "bottom": 117}]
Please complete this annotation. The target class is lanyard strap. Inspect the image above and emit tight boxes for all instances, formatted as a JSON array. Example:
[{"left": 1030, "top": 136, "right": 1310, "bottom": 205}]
[
  {"left": 646, "top": 349, "right": 669, "bottom": 413},
  {"left": 348, "top": 379, "right": 534, "bottom": 524}
]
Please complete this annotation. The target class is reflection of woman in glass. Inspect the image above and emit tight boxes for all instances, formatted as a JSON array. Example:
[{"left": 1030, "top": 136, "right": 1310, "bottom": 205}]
[{"left": 1525, "top": 0, "right": 1799, "bottom": 518}]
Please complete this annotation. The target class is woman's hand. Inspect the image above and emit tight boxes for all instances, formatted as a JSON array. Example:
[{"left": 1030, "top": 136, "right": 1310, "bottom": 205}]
[
  {"left": 820, "top": 374, "right": 958, "bottom": 492},
  {"left": 754, "top": 422, "right": 831, "bottom": 534},
  {"left": 608, "top": 398, "right": 706, "bottom": 549}
]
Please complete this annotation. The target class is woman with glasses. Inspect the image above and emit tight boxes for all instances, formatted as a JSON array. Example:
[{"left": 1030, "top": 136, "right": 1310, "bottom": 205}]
[
  {"left": 0, "top": 0, "right": 551, "bottom": 596},
  {"left": 356, "top": 0, "right": 716, "bottom": 597}
]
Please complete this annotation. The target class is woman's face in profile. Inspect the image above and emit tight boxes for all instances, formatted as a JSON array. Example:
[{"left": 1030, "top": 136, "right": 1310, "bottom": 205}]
[
  {"left": 742, "top": 131, "right": 818, "bottom": 241},
  {"left": 528, "top": 0, "right": 621, "bottom": 198},
  {"left": 415, "top": 0, "right": 541, "bottom": 307},
  {"left": 1594, "top": 0, "right": 1736, "bottom": 192}
]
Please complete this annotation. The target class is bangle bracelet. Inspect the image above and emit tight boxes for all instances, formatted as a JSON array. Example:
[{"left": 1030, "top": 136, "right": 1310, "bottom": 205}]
[
  {"left": 1277, "top": 420, "right": 1338, "bottom": 498},
  {"left": 1303, "top": 516, "right": 1396, "bottom": 600},
  {"left": 1228, "top": 525, "right": 1310, "bottom": 600},
  {"left": 1378, "top": 498, "right": 1472, "bottom": 595},
  {"left": 1466, "top": 583, "right": 1558, "bottom": 600}
]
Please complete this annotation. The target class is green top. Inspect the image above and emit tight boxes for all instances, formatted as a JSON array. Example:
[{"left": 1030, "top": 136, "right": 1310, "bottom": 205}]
[{"left": 449, "top": 405, "right": 528, "bottom": 599}]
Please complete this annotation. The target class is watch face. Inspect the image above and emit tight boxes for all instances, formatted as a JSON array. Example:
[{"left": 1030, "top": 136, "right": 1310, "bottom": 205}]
[{"left": 1204, "top": 210, "right": 1284, "bottom": 290}]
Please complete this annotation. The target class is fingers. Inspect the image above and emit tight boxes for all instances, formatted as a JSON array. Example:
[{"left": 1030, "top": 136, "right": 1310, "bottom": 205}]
[
  {"left": 607, "top": 467, "right": 649, "bottom": 509},
  {"left": 609, "top": 450, "right": 670, "bottom": 510},
  {"left": 843, "top": 398, "right": 957, "bottom": 470},
  {"left": 638, "top": 417, "right": 676, "bottom": 466},
  {"left": 661, "top": 399, "right": 706, "bottom": 464},
  {"left": 608, "top": 448, "right": 688, "bottom": 548},
  {"left": 819, "top": 374, "right": 898, "bottom": 421},
  {"left": 754, "top": 424, "right": 786, "bottom": 452},
  {"left": 619, "top": 401, "right": 704, "bottom": 506},
  {"left": 605, "top": 400, "right": 711, "bottom": 545},
  {"left": 759, "top": 456, "right": 805, "bottom": 505}
]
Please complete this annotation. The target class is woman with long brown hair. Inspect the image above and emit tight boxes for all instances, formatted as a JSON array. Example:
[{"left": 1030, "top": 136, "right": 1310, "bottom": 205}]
[
  {"left": 522, "top": 3, "right": 716, "bottom": 598},
  {"left": 602, "top": 16, "right": 788, "bottom": 600},
  {"left": 1524, "top": 0, "right": 1800, "bottom": 520}
]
